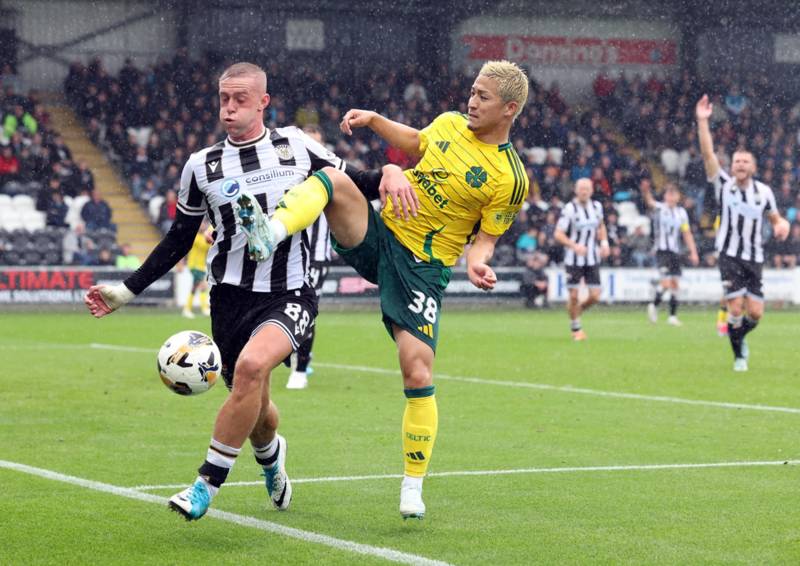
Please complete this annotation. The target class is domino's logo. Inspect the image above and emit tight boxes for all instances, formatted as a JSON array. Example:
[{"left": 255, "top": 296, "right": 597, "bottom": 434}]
[{"left": 221, "top": 179, "right": 240, "bottom": 198}]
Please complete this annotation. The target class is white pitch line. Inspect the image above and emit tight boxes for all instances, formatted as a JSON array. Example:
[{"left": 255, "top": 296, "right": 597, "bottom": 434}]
[
  {"left": 10, "top": 342, "right": 800, "bottom": 415},
  {"left": 315, "top": 362, "right": 800, "bottom": 415},
  {"left": 0, "top": 459, "right": 451, "bottom": 566},
  {"left": 130, "top": 459, "right": 800, "bottom": 491}
]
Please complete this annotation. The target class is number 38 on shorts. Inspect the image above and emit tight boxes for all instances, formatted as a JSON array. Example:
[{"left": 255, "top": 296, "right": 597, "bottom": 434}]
[{"left": 408, "top": 290, "right": 438, "bottom": 324}]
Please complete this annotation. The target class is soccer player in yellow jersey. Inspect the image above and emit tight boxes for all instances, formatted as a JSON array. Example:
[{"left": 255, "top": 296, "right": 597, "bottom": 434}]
[
  {"left": 182, "top": 221, "right": 212, "bottom": 318},
  {"left": 233, "top": 60, "right": 529, "bottom": 519}
]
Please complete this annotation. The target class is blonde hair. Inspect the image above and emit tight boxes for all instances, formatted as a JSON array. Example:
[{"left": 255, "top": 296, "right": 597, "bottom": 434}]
[
  {"left": 479, "top": 60, "right": 529, "bottom": 119},
  {"left": 218, "top": 62, "right": 267, "bottom": 93}
]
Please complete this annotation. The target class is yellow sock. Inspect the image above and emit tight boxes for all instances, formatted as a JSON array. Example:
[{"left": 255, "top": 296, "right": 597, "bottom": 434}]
[
  {"left": 199, "top": 290, "right": 209, "bottom": 312},
  {"left": 402, "top": 386, "right": 438, "bottom": 478},
  {"left": 184, "top": 291, "right": 194, "bottom": 311},
  {"left": 272, "top": 171, "right": 332, "bottom": 235}
]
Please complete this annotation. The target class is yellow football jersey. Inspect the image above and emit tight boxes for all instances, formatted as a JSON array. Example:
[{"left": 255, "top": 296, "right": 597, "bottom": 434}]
[
  {"left": 186, "top": 232, "right": 210, "bottom": 271},
  {"left": 382, "top": 112, "right": 528, "bottom": 266}
]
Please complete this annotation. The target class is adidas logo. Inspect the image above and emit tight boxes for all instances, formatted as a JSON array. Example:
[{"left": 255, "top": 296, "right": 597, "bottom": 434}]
[
  {"left": 435, "top": 141, "right": 450, "bottom": 153},
  {"left": 416, "top": 324, "right": 434, "bottom": 338},
  {"left": 406, "top": 451, "right": 426, "bottom": 461}
]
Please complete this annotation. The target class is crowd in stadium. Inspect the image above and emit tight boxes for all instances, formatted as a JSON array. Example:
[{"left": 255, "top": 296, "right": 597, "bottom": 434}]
[{"left": 2, "top": 52, "right": 799, "bottom": 269}]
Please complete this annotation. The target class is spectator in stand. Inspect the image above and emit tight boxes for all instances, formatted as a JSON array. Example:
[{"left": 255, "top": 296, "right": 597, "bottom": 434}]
[
  {"left": 158, "top": 188, "right": 177, "bottom": 233},
  {"left": 75, "top": 159, "right": 95, "bottom": 193},
  {"left": 0, "top": 145, "right": 19, "bottom": 185},
  {"left": 724, "top": 85, "right": 747, "bottom": 117},
  {"left": 36, "top": 177, "right": 62, "bottom": 211},
  {"left": 115, "top": 243, "right": 141, "bottom": 269},
  {"left": 771, "top": 222, "right": 800, "bottom": 268},
  {"left": 593, "top": 70, "right": 616, "bottom": 115},
  {"left": 45, "top": 191, "right": 69, "bottom": 228},
  {"left": 515, "top": 226, "right": 539, "bottom": 260},
  {"left": 520, "top": 251, "right": 549, "bottom": 309},
  {"left": 628, "top": 223, "right": 652, "bottom": 267},
  {"left": 81, "top": 189, "right": 115, "bottom": 232},
  {"left": 3, "top": 104, "right": 37, "bottom": 139},
  {"left": 96, "top": 248, "right": 115, "bottom": 266},
  {"left": 570, "top": 154, "right": 591, "bottom": 182},
  {"left": 63, "top": 224, "right": 96, "bottom": 265}
]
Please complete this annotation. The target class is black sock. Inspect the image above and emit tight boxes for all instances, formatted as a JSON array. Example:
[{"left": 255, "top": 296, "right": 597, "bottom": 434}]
[
  {"left": 728, "top": 322, "right": 745, "bottom": 359},
  {"left": 669, "top": 294, "right": 678, "bottom": 316},
  {"left": 653, "top": 290, "right": 663, "bottom": 306},
  {"left": 295, "top": 329, "right": 314, "bottom": 373},
  {"left": 198, "top": 461, "right": 231, "bottom": 488},
  {"left": 742, "top": 316, "right": 759, "bottom": 337}
]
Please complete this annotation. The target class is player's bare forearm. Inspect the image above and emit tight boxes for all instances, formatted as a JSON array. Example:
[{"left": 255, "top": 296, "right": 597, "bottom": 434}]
[
  {"left": 769, "top": 212, "right": 791, "bottom": 241},
  {"left": 554, "top": 229, "right": 574, "bottom": 250},
  {"left": 369, "top": 114, "right": 422, "bottom": 158},
  {"left": 696, "top": 96, "right": 720, "bottom": 179},
  {"left": 467, "top": 231, "right": 499, "bottom": 291},
  {"left": 641, "top": 184, "right": 656, "bottom": 209},
  {"left": 682, "top": 229, "right": 699, "bottom": 263}
]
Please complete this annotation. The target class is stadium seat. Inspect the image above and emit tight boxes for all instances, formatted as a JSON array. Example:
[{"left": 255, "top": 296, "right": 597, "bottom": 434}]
[
  {"left": 547, "top": 147, "right": 564, "bottom": 165},
  {"left": 0, "top": 193, "right": 11, "bottom": 209},
  {"left": 67, "top": 195, "right": 90, "bottom": 228},
  {"left": 22, "top": 210, "right": 46, "bottom": 231},
  {"left": 528, "top": 147, "right": 548, "bottom": 165},
  {"left": 149, "top": 195, "right": 165, "bottom": 223},
  {"left": 12, "top": 194, "right": 35, "bottom": 211},
  {"left": 660, "top": 149, "right": 680, "bottom": 176}
]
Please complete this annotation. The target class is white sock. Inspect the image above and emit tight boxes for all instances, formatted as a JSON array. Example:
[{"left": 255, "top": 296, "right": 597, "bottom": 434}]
[
  {"left": 402, "top": 475, "right": 423, "bottom": 490},
  {"left": 269, "top": 219, "right": 288, "bottom": 244},
  {"left": 253, "top": 436, "right": 280, "bottom": 468}
]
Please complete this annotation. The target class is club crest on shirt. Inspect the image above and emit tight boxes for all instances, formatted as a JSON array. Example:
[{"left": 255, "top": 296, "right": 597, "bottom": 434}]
[
  {"left": 221, "top": 179, "right": 240, "bottom": 198},
  {"left": 275, "top": 144, "right": 294, "bottom": 161}
]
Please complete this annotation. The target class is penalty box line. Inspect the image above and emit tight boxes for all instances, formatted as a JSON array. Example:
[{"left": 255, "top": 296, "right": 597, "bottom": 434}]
[
  {"left": 0, "top": 459, "right": 451, "bottom": 566},
  {"left": 131, "top": 459, "right": 800, "bottom": 491}
]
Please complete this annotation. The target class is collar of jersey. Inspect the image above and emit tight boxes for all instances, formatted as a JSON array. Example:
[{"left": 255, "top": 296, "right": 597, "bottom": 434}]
[{"left": 226, "top": 127, "right": 268, "bottom": 148}]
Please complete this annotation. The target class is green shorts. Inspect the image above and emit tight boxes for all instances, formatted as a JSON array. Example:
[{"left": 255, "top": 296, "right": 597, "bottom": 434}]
[
  {"left": 332, "top": 206, "right": 451, "bottom": 352},
  {"left": 190, "top": 268, "right": 206, "bottom": 285}
]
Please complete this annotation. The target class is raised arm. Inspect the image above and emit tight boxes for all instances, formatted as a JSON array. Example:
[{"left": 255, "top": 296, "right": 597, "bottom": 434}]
[
  {"left": 340, "top": 109, "right": 422, "bottom": 158},
  {"left": 696, "top": 95, "right": 720, "bottom": 180},
  {"left": 640, "top": 181, "right": 657, "bottom": 209}
]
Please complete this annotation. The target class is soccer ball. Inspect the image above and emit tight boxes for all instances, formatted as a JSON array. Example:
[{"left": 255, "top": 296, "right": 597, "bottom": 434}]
[{"left": 157, "top": 330, "right": 220, "bottom": 396}]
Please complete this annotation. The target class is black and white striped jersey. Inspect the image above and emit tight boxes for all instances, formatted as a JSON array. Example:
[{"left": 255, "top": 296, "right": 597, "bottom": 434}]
[
  {"left": 712, "top": 169, "right": 777, "bottom": 264},
  {"left": 177, "top": 127, "right": 346, "bottom": 292},
  {"left": 651, "top": 202, "right": 690, "bottom": 253},
  {"left": 306, "top": 213, "right": 331, "bottom": 263},
  {"left": 556, "top": 199, "right": 604, "bottom": 267}
]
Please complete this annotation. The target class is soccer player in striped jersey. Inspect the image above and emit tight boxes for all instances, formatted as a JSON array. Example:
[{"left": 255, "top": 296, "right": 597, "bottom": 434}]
[
  {"left": 554, "top": 178, "right": 610, "bottom": 340},
  {"left": 84, "top": 62, "right": 381, "bottom": 521},
  {"left": 286, "top": 124, "right": 333, "bottom": 390},
  {"left": 235, "top": 60, "right": 529, "bottom": 519},
  {"left": 642, "top": 182, "right": 699, "bottom": 326},
  {"left": 696, "top": 95, "right": 790, "bottom": 371}
]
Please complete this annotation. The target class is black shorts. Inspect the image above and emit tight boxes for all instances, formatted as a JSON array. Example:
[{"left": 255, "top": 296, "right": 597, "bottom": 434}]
[
  {"left": 307, "top": 261, "right": 329, "bottom": 299},
  {"left": 656, "top": 251, "right": 682, "bottom": 277},
  {"left": 210, "top": 283, "right": 318, "bottom": 389},
  {"left": 565, "top": 265, "right": 601, "bottom": 288},
  {"left": 718, "top": 255, "right": 763, "bottom": 300}
]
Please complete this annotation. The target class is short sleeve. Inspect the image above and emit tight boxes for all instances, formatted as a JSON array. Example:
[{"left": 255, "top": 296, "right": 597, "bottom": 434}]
[
  {"left": 299, "top": 130, "right": 346, "bottom": 173},
  {"left": 711, "top": 168, "right": 731, "bottom": 203},
  {"left": 679, "top": 208, "right": 691, "bottom": 232},
  {"left": 480, "top": 175, "right": 529, "bottom": 236},
  {"left": 764, "top": 186, "right": 777, "bottom": 214},
  {"left": 177, "top": 159, "right": 207, "bottom": 216},
  {"left": 556, "top": 205, "right": 572, "bottom": 232}
]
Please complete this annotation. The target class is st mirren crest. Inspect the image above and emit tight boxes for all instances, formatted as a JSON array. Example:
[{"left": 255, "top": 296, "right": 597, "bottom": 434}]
[{"left": 275, "top": 144, "right": 294, "bottom": 161}]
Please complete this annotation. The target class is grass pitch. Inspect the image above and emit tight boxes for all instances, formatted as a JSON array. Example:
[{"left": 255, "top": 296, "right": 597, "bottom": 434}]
[{"left": 2, "top": 306, "right": 799, "bottom": 565}]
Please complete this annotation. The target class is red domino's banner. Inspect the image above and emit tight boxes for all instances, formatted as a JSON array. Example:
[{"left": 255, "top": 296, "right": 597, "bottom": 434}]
[{"left": 462, "top": 35, "right": 677, "bottom": 66}]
